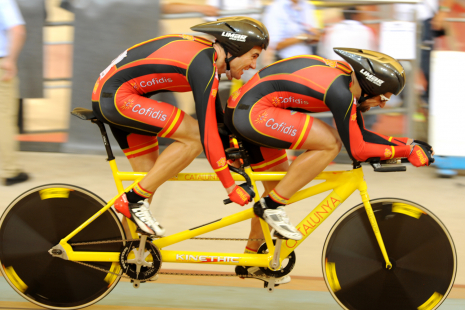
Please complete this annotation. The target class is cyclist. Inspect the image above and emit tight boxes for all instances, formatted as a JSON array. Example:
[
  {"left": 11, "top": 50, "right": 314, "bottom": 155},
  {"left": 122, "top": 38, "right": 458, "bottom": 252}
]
[
  {"left": 91, "top": 17, "right": 269, "bottom": 236},
  {"left": 225, "top": 48, "right": 434, "bottom": 282}
]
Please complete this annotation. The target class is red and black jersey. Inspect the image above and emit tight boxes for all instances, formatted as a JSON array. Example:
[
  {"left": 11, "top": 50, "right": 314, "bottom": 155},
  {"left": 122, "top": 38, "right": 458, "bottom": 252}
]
[
  {"left": 92, "top": 35, "right": 236, "bottom": 188},
  {"left": 228, "top": 55, "right": 411, "bottom": 162}
]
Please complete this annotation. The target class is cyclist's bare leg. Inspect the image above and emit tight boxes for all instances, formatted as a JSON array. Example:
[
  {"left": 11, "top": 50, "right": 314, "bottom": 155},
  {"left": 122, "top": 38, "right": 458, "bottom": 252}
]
[
  {"left": 128, "top": 150, "right": 159, "bottom": 203},
  {"left": 134, "top": 114, "right": 203, "bottom": 193},
  {"left": 128, "top": 151, "right": 159, "bottom": 173},
  {"left": 246, "top": 161, "right": 289, "bottom": 251},
  {"left": 274, "top": 119, "right": 341, "bottom": 198},
  {"left": 247, "top": 119, "right": 341, "bottom": 245}
]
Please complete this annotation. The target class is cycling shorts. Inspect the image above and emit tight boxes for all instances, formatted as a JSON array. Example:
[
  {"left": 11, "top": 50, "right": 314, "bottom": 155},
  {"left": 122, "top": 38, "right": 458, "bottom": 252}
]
[
  {"left": 246, "top": 142, "right": 288, "bottom": 172},
  {"left": 93, "top": 80, "right": 185, "bottom": 159},
  {"left": 226, "top": 94, "right": 314, "bottom": 150},
  {"left": 109, "top": 126, "right": 159, "bottom": 159},
  {"left": 225, "top": 95, "right": 314, "bottom": 171}
]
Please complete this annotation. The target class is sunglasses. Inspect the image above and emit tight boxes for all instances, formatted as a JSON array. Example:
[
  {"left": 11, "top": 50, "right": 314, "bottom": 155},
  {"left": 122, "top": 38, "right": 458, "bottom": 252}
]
[{"left": 380, "top": 94, "right": 390, "bottom": 102}]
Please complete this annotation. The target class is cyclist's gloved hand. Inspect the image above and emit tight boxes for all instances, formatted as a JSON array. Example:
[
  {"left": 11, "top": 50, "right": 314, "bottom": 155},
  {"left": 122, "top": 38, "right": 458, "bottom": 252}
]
[
  {"left": 411, "top": 139, "right": 434, "bottom": 153},
  {"left": 228, "top": 185, "right": 251, "bottom": 206},
  {"left": 408, "top": 144, "right": 434, "bottom": 167}
]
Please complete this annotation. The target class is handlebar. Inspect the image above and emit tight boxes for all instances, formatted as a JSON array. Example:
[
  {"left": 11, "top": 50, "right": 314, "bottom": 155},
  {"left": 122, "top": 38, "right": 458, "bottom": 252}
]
[
  {"left": 369, "top": 158, "right": 408, "bottom": 172},
  {"left": 223, "top": 165, "right": 255, "bottom": 205}
]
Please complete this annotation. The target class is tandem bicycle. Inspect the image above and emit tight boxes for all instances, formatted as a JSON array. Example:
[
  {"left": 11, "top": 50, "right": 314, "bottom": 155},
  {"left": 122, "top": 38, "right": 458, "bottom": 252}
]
[{"left": 0, "top": 107, "right": 456, "bottom": 310}]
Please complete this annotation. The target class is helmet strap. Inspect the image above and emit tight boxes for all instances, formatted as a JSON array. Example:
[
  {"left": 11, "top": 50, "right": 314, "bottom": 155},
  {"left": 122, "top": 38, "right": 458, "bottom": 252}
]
[
  {"left": 225, "top": 55, "right": 236, "bottom": 80},
  {"left": 221, "top": 44, "right": 236, "bottom": 80},
  {"left": 358, "top": 90, "right": 374, "bottom": 104},
  {"left": 358, "top": 95, "right": 367, "bottom": 104}
]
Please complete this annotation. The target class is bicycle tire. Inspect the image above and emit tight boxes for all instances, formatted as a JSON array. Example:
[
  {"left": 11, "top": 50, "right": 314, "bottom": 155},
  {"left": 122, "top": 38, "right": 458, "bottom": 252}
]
[
  {"left": 0, "top": 184, "right": 126, "bottom": 310},
  {"left": 322, "top": 198, "right": 456, "bottom": 310}
]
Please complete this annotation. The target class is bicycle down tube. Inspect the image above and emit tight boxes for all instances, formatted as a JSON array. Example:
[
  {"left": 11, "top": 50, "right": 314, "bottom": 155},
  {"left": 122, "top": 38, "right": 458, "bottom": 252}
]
[{"left": 55, "top": 159, "right": 392, "bottom": 271}]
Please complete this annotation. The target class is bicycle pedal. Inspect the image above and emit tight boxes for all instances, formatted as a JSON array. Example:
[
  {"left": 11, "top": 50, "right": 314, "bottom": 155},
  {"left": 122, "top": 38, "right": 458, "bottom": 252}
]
[
  {"left": 271, "top": 229, "right": 287, "bottom": 240},
  {"left": 136, "top": 227, "right": 153, "bottom": 236},
  {"left": 265, "top": 279, "right": 276, "bottom": 293},
  {"left": 131, "top": 279, "right": 142, "bottom": 288}
]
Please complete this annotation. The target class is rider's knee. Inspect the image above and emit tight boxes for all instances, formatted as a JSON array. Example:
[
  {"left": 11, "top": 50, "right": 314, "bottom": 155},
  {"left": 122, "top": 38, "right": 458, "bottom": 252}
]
[
  {"left": 189, "top": 138, "right": 203, "bottom": 155},
  {"left": 334, "top": 137, "right": 343, "bottom": 153},
  {"left": 328, "top": 135, "right": 342, "bottom": 155}
]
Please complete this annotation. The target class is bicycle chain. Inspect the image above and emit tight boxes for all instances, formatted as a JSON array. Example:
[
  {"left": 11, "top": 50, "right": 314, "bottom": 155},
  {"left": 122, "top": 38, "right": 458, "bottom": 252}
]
[{"left": 69, "top": 237, "right": 270, "bottom": 281}]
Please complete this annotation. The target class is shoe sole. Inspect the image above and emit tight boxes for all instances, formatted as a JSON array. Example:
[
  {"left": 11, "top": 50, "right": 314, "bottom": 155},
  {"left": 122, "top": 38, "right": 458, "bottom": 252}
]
[{"left": 130, "top": 215, "right": 155, "bottom": 235}]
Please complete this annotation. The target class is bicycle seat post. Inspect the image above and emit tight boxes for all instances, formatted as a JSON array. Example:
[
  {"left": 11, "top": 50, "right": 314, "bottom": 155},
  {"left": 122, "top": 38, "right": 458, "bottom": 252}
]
[{"left": 91, "top": 119, "right": 115, "bottom": 161}]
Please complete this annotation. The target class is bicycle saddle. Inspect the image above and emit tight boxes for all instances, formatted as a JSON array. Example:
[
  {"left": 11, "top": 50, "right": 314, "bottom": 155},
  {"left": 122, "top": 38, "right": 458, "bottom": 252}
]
[{"left": 71, "top": 107, "right": 96, "bottom": 120}]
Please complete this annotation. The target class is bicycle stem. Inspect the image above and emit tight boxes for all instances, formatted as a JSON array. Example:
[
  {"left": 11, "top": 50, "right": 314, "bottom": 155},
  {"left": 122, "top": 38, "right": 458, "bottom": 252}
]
[{"left": 359, "top": 181, "right": 393, "bottom": 270}]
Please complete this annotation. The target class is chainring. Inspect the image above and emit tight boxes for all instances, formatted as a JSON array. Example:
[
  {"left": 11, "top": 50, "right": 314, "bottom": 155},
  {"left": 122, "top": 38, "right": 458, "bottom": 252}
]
[
  {"left": 258, "top": 240, "right": 296, "bottom": 277},
  {"left": 119, "top": 239, "right": 162, "bottom": 281}
]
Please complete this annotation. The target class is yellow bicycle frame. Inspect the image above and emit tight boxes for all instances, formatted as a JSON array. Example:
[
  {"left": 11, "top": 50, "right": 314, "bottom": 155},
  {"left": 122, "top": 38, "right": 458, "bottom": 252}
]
[{"left": 56, "top": 159, "right": 392, "bottom": 271}]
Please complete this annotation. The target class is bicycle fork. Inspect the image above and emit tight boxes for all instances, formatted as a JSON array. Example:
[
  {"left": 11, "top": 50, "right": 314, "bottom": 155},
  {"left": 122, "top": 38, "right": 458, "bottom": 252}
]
[{"left": 359, "top": 181, "right": 393, "bottom": 270}]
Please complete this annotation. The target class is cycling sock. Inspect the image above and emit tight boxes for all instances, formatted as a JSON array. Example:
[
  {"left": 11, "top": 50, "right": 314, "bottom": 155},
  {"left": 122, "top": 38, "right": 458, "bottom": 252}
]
[
  {"left": 264, "top": 189, "right": 289, "bottom": 209},
  {"left": 244, "top": 246, "right": 258, "bottom": 254},
  {"left": 126, "top": 183, "right": 153, "bottom": 203},
  {"left": 263, "top": 196, "right": 284, "bottom": 210}
]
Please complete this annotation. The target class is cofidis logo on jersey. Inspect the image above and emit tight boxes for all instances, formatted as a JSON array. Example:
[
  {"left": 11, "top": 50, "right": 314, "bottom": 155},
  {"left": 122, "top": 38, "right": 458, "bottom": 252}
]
[
  {"left": 120, "top": 98, "right": 135, "bottom": 110},
  {"left": 265, "top": 119, "right": 297, "bottom": 137},
  {"left": 222, "top": 32, "right": 247, "bottom": 42},
  {"left": 273, "top": 96, "right": 309, "bottom": 106},
  {"left": 130, "top": 105, "right": 167, "bottom": 121},
  {"left": 140, "top": 77, "right": 173, "bottom": 88},
  {"left": 255, "top": 111, "right": 268, "bottom": 124},
  {"left": 360, "top": 69, "right": 384, "bottom": 87}
]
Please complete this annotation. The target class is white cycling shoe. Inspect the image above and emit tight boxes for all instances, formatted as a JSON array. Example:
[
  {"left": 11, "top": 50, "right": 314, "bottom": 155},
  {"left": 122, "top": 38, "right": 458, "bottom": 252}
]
[
  {"left": 129, "top": 200, "right": 165, "bottom": 236},
  {"left": 260, "top": 199, "right": 302, "bottom": 241}
]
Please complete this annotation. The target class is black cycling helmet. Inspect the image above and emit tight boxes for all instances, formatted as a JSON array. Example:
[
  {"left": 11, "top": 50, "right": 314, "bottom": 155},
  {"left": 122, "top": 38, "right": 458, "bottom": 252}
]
[
  {"left": 334, "top": 48, "right": 406, "bottom": 97},
  {"left": 191, "top": 16, "right": 269, "bottom": 57}
]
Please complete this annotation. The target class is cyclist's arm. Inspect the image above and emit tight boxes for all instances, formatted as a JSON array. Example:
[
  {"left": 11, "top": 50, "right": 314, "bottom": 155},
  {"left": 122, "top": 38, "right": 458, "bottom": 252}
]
[
  {"left": 188, "top": 50, "right": 235, "bottom": 189},
  {"left": 326, "top": 75, "right": 411, "bottom": 161}
]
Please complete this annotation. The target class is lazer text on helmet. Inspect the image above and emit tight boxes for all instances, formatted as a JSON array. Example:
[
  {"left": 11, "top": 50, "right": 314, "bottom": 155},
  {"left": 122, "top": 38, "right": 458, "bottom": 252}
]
[
  {"left": 222, "top": 32, "right": 247, "bottom": 42},
  {"left": 360, "top": 69, "right": 384, "bottom": 87}
]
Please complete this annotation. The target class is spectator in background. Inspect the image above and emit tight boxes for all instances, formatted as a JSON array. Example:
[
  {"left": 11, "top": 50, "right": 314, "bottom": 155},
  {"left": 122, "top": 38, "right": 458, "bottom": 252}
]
[
  {"left": 318, "top": 7, "right": 376, "bottom": 60},
  {"left": 204, "top": 0, "right": 262, "bottom": 22},
  {"left": 395, "top": 0, "right": 455, "bottom": 105},
  {"left": 61, "top": 0, "right": 219, "bottom": 16},
  {"left": 161, "top": 1, "right": 219, "bottom": 16},
  {"left": 263, "top": 0, "right": 321, "bottom": 63},
  {"left": 318, "top": 6, "right": 378, "bottom": 129},
  {"left": 0, "top": 0, "right": 28, "bottom": 186}
]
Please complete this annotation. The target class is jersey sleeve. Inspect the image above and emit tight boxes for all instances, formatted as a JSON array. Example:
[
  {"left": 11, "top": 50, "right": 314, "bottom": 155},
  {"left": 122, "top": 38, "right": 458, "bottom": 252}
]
[
  {"left": 187, "top": 49, "right": 235, "bottom": 189},
  {"left": 326, "top": 75, "right": 411, "bottom": 161}
]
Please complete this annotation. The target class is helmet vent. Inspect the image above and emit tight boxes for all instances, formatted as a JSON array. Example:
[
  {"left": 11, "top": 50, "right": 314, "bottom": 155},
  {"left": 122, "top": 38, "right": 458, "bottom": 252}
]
[
  {"left": 367, "top": 60, "right": 375, "bottom": 73},
  {"left": 224, "top": 23, "right": 237, "bottom": 32},
  {"left": 253, "top": 24, "right": 265, "bottom": 36}
]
